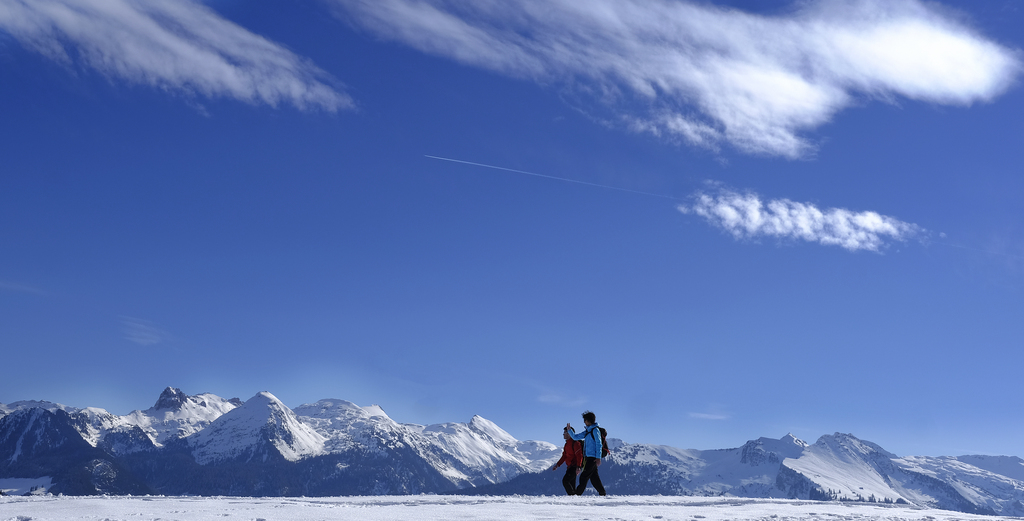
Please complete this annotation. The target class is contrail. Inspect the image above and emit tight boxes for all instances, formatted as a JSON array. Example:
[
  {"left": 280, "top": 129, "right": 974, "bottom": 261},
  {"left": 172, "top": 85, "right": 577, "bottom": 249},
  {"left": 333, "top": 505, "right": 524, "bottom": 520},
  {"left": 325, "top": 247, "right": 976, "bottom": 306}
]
[
  {"left": 424, "top": 156, "right": 1023, "bottom": 261},
  {"left": 425, "top": 155, "right": 679, "bottom": 200},
  {"left": 934, "top": 241, "right": 1024, "bottom": 261}
]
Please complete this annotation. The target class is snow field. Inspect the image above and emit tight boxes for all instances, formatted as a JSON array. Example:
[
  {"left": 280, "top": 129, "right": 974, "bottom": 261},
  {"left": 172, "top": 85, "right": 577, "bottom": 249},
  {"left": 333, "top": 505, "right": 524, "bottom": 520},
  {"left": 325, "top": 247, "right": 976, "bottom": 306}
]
[{"left": 1, "top": 495, "right": 1017, "bottom": 521}]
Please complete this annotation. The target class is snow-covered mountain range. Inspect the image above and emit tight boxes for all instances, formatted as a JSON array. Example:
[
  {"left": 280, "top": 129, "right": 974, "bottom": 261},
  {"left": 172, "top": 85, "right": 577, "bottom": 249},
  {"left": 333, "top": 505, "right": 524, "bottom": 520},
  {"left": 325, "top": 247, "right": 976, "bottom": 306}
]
[
  {"left": 0, "top": 388, "right": 559, "bottom": 496},
  {"left": 3, "top": 388, "right": 1023, "bottom": 516}
]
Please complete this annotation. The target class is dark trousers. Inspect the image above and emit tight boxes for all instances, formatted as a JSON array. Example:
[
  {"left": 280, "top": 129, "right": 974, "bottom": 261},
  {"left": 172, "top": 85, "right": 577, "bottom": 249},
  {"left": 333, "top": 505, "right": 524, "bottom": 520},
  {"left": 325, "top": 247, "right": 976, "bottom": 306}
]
[
  {"left": 561, "top": 465, "right": 579, "bottom": 495},
  {"left": 574, "top": 457, "right": 606, "bottom": 495}
]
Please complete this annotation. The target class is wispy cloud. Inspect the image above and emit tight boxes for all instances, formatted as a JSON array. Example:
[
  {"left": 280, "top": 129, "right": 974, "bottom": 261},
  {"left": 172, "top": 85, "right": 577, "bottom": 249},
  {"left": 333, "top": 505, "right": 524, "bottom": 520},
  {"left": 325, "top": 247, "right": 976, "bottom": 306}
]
[
  {"left": 0, "top": 0, "right": 351, "bottom": 111},
  {"left": 537, "top": 393, "right": 587, "bottom": 408},
  {"left": 331, "top": 0, "right": 1020, "bottom": 157},
  {"left": 689, "top": 412, "right": 729, "bottom": 421},
  {"left": 679, "top": 186, "right": 922, "bottom": 252},
  {"left": 121, "top": 317, "right": 170, "bottom": 346},
  {"left": 0, "top": 280, "right": 46, "bottom": 295}
]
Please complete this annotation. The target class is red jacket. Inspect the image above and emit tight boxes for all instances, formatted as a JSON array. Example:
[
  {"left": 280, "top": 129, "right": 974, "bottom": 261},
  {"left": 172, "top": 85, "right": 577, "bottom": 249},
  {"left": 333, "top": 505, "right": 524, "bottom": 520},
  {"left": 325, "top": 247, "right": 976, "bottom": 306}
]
[{"left": 553, "top": 439, "right": 584, "bottom": 468}]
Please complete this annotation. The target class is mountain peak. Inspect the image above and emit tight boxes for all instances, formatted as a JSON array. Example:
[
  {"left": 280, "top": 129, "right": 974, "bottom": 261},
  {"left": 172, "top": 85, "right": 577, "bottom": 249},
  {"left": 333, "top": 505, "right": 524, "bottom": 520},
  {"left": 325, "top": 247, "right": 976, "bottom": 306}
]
[
  {"left": 740, "top": 434, "right": 808, "bottom": 466},
  {"left": 362, "top": 404, "right": 389, "bottom": 418},
  {"left": 3, "top": 400, "right": 74, "bottom": 414},
  {"left": 469, "top": 415, "right": 517, "bottom": 446},
  {"left": 782, "top": 433, "right": 809, "bottom": 448},
  {"left": 189, "top": 391, "right": 324, "bottom": 465},
  {"left": 123, "top": 388, "right": 243, "bottom": 447},
  {"left": 815, "top": 432, "right": 896, "bottom": 459},
  {"left": 153, "top": 387, "right": 187, "bottom": 410},
  {"left": 232, "top": 391, "right": 293, "bottom": 419},
  {"left": 292, "top": 399, "right": 363, "bottom": 419},
  {"left": 250, "top": 391, "right": 278, "bottom": 404}
]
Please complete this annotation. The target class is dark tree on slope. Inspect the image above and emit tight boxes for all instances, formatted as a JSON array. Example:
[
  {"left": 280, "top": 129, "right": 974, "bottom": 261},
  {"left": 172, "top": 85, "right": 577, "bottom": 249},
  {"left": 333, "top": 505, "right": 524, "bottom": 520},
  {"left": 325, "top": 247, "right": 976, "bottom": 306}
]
[
  {"left": 0, "top": 409, "right": 151, "bottom": 495},
  {"left": 809, "top": 488, "right": 837, "bottom": 501},
  {"left": 774, "top": 464, "right": 816, "bottom": 499}
]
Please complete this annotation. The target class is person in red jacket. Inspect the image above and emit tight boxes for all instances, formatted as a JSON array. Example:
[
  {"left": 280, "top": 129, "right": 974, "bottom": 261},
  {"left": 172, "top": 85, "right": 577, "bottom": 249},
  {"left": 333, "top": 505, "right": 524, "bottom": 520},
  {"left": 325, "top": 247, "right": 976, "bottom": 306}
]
[{"left": 550, "top": 426, "right": 584, "bottom": 495}]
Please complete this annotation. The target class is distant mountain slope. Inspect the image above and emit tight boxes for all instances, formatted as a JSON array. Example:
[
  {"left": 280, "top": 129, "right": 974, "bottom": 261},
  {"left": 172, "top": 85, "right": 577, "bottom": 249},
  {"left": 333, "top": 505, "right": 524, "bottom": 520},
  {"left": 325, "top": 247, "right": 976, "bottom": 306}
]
[
  {"left": 782, "top": 433, "right": 905, "bottom": 502},
  {"left": 954, "top": 455, "right": 1024, "bottom": 482},
  {"left": 463, "top": 434, "right": 809, "bottom": 497},
  {"left": 122, "top": 387, "right": 242, "bottom": 447},
  {"left": 3, "top": 390, "right": 1024, "bottom": 516},
  {"left": 292, "top": 398, "right": 559, "bottom": 488},
  {"left": 189, "top": 392, "right": 324, "bottom": 465},
  {"left": 1, "top": 387, "right": 241, "bottom": 456},
  {"left": 895, "top": 455, "right": 1024, "bottom": 516},
  {"left": 459, "top": 432, "right": 1024, "bottom": 516},
  {"left": 0, "top": 408, "right": 150, "bottom": 495}
]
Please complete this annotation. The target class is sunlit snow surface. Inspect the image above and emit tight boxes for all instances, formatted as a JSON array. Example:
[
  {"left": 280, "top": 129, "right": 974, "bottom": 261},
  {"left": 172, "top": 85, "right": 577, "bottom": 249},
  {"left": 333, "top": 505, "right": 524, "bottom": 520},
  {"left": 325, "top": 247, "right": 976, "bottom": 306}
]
[{"left": 1, "top": 495, "right": 1017, "bottom": 521}]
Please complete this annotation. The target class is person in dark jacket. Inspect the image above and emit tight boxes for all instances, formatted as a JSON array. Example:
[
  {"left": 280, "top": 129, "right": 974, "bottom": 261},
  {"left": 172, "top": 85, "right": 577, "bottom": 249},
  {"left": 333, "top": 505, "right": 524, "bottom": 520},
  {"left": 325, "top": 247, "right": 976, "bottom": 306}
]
[
  {"left": 551, "top": 426, "right": 584, "bottom": 495},
  {"left": 567, "top": 410, "right": 606, "bottom": 496}
]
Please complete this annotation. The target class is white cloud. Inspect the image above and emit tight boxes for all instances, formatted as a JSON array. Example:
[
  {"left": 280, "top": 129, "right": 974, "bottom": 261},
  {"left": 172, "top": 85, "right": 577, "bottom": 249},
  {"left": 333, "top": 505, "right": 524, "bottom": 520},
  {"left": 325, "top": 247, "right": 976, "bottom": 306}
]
[
  {"left": 121, "top": 317, "right": 170, "bottom": 346},
  {"left": 330, "top": 0, "right": 1021, "bottom": 157},
  {"left": 0, "top": 0, "right": 351, "bottom": 110},
  {"left": 679, "top": 187, "right": 922, "bottom": 252}
]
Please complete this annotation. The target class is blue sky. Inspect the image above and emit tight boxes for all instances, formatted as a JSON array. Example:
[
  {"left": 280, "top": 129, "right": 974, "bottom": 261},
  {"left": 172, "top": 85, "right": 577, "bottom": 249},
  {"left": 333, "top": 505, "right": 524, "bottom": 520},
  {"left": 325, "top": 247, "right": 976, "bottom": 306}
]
[{"left": 1, "top": 0, "right": 1022, "bottom": 458}]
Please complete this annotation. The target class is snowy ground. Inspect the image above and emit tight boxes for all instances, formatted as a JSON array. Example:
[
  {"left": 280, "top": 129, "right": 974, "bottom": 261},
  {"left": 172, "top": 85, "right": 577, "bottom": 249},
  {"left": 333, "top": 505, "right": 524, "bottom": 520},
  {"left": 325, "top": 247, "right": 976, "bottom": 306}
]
[{"left": 2, "top": 495, "right": 1021, "bottom": 521}]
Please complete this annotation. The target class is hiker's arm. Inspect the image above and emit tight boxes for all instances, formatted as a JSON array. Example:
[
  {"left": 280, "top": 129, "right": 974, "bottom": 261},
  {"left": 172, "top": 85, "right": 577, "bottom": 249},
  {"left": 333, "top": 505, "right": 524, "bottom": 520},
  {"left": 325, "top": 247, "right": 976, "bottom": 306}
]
[{"left": 551, "top": 453, "right": 566, "bottom": 470}]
